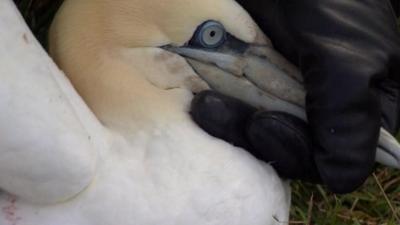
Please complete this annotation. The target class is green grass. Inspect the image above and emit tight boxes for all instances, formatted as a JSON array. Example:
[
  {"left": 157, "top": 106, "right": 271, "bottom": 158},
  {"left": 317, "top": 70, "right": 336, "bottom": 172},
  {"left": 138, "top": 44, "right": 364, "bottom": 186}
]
[
  {"left": 14, "top": 1, "right": 400, "bottom": 224},
  {"left": 290, "top": 167, "right": 400, "bottom": 225},
  {"left": 289, "top": 135, "right": 400, "bottom": 224}
]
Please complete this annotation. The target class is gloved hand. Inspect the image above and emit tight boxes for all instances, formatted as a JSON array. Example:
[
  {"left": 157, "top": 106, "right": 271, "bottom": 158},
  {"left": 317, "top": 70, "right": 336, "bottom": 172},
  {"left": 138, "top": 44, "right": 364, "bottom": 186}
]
[{"left": 190, "top": 0, "right": 400, "bottom": 193}]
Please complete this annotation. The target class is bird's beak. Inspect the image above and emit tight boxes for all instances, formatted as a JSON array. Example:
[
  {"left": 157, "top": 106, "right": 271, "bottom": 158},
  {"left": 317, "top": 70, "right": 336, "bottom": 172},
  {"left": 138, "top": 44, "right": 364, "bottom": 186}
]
[
  {"left": 163, "top": 41, "right": 307, "bottom": 120},
  {"left": 163, "top": 40, "right": 400, "bottom": 170}
]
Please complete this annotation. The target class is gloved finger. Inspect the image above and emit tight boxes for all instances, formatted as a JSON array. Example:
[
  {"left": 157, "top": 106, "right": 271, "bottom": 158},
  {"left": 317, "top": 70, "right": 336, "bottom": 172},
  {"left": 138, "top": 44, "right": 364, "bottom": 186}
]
[
  {"left": 282, "top": 0, "right": 395, "bottom": 193},
  {"left": 390, "top": 0, "right": 400, "bottom": 17},
  {"left": 190, "top": 90, "right": 258, "bottom": 154},
  {"left": 382, "top": 10, "right": 400, "bottom": 134},
  {"left": 246, "top": 111, "right": 321, "bottom": 182},
  {"left": 235, "top": 0, "right": 299, "bottom": 65},
  {"left": 378, "top": 79, "right": 400, "bottom": 134},
  {"left": 238, "top": 0, "right": 400, "bottom": 193}
]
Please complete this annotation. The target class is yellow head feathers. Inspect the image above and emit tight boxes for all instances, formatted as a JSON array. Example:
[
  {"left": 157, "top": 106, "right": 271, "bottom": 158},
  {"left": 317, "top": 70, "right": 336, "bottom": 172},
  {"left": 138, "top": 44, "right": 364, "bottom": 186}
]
[
  {"left": 51, "top": 0, "right": 265, "bottom": 49},
  {"left": 49, "top": 0, "right": 267, "bottom": 128}
]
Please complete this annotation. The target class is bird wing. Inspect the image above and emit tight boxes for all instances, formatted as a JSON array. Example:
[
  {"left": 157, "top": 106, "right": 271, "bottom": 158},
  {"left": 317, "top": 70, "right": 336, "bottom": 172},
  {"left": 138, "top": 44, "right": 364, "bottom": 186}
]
[{"left": 0, "top": 0, "right": 106, "bottom": 204}]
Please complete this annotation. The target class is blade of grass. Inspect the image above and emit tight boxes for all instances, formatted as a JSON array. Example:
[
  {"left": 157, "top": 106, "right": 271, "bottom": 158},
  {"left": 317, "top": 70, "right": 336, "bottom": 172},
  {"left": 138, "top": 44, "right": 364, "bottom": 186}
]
[{"left": 373, "top": 173, "right": 400, "bottom": 223}]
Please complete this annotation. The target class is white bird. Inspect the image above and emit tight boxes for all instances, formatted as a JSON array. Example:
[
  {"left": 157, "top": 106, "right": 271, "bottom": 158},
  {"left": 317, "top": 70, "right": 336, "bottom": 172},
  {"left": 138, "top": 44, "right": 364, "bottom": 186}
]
[{"left": 0, "top": 0, "right": 291, "bottom": 225}]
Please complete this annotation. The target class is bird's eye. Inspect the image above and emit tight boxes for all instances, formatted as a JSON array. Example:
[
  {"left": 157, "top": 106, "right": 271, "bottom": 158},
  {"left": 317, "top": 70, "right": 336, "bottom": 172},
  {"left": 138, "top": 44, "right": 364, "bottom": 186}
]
[{"left": 190, "top": 21, "right": 226, "bottom": 48}]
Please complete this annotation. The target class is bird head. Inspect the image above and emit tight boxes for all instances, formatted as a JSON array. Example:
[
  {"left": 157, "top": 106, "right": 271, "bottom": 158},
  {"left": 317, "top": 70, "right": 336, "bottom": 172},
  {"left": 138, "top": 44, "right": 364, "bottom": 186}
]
[{"left": 49, "top": 0, "right": 304, "bottom": 128}]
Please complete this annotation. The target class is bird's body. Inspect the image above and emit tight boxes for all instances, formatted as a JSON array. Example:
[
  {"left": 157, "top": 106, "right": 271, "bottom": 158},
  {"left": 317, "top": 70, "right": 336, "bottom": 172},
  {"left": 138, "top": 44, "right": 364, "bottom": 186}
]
[
  {"left": 0, "top": 120, "right": 290, "bottom": 225},
  {"left": 0, "top": 0, "right": 290, "bottom": 224}
]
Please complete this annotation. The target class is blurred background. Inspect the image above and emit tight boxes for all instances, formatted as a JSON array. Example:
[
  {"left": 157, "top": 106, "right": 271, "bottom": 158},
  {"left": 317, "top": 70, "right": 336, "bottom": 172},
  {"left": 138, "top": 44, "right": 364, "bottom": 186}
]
[{"left": 12, "top": 0, "right": 400, "bottom": 224}]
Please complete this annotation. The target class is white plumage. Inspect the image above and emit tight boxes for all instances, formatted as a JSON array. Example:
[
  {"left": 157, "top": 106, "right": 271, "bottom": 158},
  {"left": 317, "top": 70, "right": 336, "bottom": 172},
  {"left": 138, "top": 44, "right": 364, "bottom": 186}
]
[{"left": 0, "top": 0, "right": 290, "bottom": 224}]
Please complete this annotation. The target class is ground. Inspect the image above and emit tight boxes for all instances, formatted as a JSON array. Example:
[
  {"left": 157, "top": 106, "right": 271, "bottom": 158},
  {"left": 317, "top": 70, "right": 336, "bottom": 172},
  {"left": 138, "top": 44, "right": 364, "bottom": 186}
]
[{"left": 13, "top": 0, "right": 400, "bottom": 224}]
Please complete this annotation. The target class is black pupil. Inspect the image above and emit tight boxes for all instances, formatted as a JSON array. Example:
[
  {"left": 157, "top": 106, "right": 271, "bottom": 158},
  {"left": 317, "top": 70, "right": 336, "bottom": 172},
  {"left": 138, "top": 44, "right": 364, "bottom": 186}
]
[{"left": 210, "top": 30, "right": 216, "bottom": 37}]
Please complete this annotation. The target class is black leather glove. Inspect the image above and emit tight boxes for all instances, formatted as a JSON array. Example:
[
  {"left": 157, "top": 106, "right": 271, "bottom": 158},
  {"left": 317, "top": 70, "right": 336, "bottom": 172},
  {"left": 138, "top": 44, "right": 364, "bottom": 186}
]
[
  {"left": 391, "top": 0, "right": 400, "bottom": 16},
  {"left": 191, "top": 0, "right": 400, "bottom": 193}
]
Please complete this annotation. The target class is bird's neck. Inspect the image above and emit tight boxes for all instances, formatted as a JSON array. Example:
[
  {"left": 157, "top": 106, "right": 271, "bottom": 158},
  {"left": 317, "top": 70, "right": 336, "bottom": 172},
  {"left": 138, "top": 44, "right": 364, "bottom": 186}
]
[{"left": 62, "top": 49, "right": 192, "bottom": 132}]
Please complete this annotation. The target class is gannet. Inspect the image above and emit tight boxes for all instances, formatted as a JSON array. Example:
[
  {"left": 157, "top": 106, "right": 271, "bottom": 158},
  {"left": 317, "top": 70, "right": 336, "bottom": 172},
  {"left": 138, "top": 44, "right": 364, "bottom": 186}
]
[{"left": 0, "top": 0, "right": 291, "bottom": 224}]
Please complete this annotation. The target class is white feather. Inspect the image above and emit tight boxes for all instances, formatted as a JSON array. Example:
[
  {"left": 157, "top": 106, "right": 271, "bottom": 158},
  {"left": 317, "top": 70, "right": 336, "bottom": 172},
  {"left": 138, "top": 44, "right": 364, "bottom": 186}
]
[{"left": 0, "top": 0, "right": 290, "bottom": 224}]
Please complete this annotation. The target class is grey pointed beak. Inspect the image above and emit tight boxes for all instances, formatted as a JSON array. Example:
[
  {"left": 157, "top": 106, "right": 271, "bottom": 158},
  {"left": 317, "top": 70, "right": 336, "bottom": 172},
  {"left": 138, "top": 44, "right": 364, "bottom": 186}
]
[
  {"left": 164, "top": 42, "right": 400, "bottom": 169},
  {"left": 377, "top": 129, "right": 400, "bottom": 168},
  {"left": 164, "top": 44, "right": 307, "bottom": 119}
]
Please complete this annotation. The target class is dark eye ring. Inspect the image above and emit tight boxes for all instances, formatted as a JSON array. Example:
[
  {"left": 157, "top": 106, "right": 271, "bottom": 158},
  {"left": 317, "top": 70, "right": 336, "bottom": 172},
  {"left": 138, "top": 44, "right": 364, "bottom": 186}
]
[{"left": 190, "top": 21, "right": 227, "bottom": 49}]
